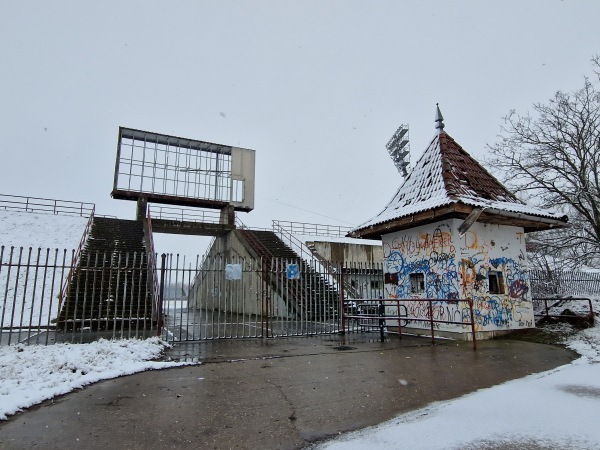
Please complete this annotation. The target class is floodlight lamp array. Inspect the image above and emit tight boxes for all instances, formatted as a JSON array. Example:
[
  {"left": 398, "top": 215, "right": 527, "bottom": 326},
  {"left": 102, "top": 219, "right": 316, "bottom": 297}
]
[{"left": 386, "top": 124, "right": 410, "bottom": 177}]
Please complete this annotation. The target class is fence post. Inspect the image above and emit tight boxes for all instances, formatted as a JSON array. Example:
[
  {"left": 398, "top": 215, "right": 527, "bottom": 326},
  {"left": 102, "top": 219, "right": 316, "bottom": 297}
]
[
  {"left": 378, "top": 299, "right": 385, "bottom": 342},
  {"left": 396, "top": 299, "right": 402, "bottom": 340},
  {"left": 340, "top": 264, "right": 346, "bottom": 335},
  {"left": 261, "top": 257, "right": 270, "bottom": 338},
  {"left": 157, "top": 253, "right": 166, "bottom": 337},
  {"left": 468, "top": 298, "right": 477, "bottom": 350},
  {"left": 428, "top": 300, "right": 435, "bottom": 345}
]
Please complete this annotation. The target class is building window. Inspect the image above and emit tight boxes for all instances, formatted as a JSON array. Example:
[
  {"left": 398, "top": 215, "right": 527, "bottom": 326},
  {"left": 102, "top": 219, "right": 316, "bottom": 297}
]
[
  {"left": 350, "top": 279, "right": 357, "bottom": 288},
  {"left": 488, "top": 271, "right": 505, "bottom": 294},
  {"left": 370, "top": 280, "right": 381, "bottom": 289},
  {"left": 232, "top": 179, "right": 244, "bottom": 202},
  {"left": 410, "top": 273, "right": 425, "bottom": 294}
]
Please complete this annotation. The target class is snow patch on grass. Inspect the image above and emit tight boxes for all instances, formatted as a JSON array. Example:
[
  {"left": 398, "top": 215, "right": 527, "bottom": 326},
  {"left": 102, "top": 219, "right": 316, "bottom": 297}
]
[{"left": 0, "top": 337, "right": 191, "bottom": 420}]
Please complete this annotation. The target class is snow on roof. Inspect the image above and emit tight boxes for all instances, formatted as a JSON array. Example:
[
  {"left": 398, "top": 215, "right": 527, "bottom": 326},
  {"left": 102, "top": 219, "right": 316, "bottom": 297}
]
[{"left": 353, "top": 130, "right": 568, "bottom": 234}]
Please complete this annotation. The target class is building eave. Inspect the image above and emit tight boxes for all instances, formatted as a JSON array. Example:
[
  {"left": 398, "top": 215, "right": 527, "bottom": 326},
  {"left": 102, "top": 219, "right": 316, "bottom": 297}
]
[{"left": 348, "top": 202, "right": 569, "bottom": 240}]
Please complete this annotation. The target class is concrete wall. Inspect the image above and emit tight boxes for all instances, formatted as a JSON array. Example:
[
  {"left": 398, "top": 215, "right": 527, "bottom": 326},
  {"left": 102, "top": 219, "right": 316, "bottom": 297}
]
[
  {"left": 307, "top": 240, "right": 384, "bottom": 299},
  {"left": 306, "top": 241, "right": 383, "bottom": 264},
  {"left": 382, "top": 219, "right": 534, "bottom": 335},
  {"left": 189, "top": 231, "right": 291, "bottom": 318}
]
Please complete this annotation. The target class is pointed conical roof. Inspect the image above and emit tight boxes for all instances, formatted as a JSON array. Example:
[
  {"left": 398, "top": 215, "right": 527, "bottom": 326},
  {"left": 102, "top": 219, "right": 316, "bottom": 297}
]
[{"left": 350, "top": 116, "right": 568, "bottom": 239}]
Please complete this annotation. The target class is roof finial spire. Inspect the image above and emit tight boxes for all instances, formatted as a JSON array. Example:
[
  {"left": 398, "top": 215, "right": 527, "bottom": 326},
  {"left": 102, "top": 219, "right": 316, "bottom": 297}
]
[{"left": 435, "top": 103, "right": 445, "bottom": 132}]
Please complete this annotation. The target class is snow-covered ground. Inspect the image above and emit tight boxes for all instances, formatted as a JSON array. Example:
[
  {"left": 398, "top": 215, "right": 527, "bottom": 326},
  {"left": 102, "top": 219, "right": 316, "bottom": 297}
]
[
  {"left": 0, "top": 337, "right": 186, "bottom": 420},
  {"left": 1, "top": 313, "right": 599, "bottom": 449},
  {"left": 0, "top": 211, "right": 88, "bottom": 327},
  {"left": 315, "top": 299, "right": 600, "bottom": 450},
  {"left": 0, "top": 210, "right": 88, "bottom": 250}
]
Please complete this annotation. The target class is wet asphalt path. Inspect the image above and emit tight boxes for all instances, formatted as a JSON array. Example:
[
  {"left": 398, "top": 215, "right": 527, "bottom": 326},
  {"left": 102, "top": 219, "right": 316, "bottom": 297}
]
[{"left": 0, "top": 334, "right": 577, "bottom": 450}]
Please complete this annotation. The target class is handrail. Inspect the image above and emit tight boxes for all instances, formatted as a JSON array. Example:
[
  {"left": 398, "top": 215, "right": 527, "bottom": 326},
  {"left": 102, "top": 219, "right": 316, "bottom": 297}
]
[
  {"left": 271, "top": 221, "right": 340, "bottom": 291},
  {"left": 0, "top": 194, "right": 95, "bottom": 217},
  {"left": 146, "top": 208, "right": 161, "bottom": 326},
  {"left": 342, "top": 297, "right": 477, "bottom": 350},
  {"left": 271, "top": 221, "right": 315, "bottom": 262},
  {"left": 272, "top": 220, "right": 352, "bottom": 238},
  {"left": 57, "top": 206, "right": 96, "bottom": 312}
]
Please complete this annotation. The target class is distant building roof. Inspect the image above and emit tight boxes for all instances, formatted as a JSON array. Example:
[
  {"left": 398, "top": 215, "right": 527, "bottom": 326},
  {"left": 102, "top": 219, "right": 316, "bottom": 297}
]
[{"left": 350, "top": 110, "right": 568, "bottom": 239}]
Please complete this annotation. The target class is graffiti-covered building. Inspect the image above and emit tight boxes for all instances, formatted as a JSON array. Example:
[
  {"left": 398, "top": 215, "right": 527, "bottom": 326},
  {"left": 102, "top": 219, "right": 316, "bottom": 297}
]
[{"left": 349, "top": 106, "right": 569, "bottom": 339}]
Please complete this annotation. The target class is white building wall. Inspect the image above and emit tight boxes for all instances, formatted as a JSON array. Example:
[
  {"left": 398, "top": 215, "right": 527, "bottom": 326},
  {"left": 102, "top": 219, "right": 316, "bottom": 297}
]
[
  {"left": 381, "top": 219, "right": 534, "bottom": 335},
  {"left": 456, "top": 220, "right": 534, "bottom": 330}
]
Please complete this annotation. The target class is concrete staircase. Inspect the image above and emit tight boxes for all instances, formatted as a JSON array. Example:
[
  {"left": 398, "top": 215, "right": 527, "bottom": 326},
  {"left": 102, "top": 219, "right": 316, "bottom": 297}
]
[
  {"left": 238, "top": 229, "right": 339, "bottom": 320},
  {"left": 56, "top": 217, "right": 155, "bottom": 331}
]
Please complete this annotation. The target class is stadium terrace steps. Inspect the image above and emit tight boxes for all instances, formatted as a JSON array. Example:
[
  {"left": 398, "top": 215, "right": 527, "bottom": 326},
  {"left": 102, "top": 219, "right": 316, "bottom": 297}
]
[
  {"left": 56, "top": 217, "right": 155, "bottom": 331},
  {"left": 238, "top": 229, "right": 339, "bottom": 321}
]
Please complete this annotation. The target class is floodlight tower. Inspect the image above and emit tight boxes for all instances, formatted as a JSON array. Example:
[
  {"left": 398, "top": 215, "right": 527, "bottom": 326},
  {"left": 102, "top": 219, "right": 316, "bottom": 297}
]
[{"left": 385, "top": 124, "right": 410, "bottom": 177}]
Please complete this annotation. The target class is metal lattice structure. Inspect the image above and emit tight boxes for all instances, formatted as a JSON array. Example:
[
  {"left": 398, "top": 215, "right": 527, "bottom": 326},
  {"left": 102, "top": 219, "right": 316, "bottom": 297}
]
[
  {"left": 112, "top": 127, "right": 255, "bottom": 212},
  {"left": 386, "top": 124, "right": 410, "bottom": 177}
]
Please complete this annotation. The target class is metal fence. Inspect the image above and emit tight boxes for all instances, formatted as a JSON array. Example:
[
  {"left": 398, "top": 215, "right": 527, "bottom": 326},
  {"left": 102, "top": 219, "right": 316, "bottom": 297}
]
[
  {"left": 530, "top": 270, "right": 600, "bottom": 296},
  {"left": 3, "top": 247, "right": 597, "bottom": 348},
  {"left": 172, "top": 253, "right": 343, "bottom": 341},
  {"left": 1, "top": 246, "right": 161, "bottom": 346},
  {"left": 1, "top": 249, "right": 345, "bottom": 346},
  {"left": 1, "top": 246, "right": 76, "bottom": 345}
]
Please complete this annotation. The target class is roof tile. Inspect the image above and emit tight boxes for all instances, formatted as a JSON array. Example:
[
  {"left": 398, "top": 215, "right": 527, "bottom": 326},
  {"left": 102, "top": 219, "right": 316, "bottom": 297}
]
[{"left": 352, "top": 130, "right": 567, "bottom": 234}]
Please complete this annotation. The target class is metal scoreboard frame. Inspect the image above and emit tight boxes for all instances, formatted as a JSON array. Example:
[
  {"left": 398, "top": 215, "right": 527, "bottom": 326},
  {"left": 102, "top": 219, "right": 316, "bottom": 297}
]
[{"left": 111, "top": 127, "right": 255, "bottom": 212}]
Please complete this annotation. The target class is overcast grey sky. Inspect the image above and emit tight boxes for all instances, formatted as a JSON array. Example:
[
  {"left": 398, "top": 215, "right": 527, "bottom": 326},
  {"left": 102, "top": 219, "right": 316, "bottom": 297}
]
[{"left": 1, "top": 1, "right": 599, "bottom": 256}]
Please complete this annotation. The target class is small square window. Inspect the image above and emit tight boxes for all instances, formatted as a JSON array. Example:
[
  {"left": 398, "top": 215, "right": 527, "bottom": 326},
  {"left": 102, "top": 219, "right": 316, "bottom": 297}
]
[
  {"left": 488, "top": 271, "right": 505, "bottom": 294},
  {"left": 370, "top": 280, "right": 381, "bottom": 289},
  {"left": 410, "top": 273, "right": 425, "bottom": 294}
]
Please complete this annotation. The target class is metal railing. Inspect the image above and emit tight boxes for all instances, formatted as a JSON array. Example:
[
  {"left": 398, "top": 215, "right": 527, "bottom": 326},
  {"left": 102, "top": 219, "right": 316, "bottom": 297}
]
[
  {"left": 148, "top": 205, "right": 222, "bottom": 224},
  {"left": 0, "top": 194, "right": 95, "bottom": 217},
  {"left": 1, "top": 246, "right": 75, "bottom": 345},
  {"left": 271, "top": 221, "right": 340, "bottom": 291},
  {"left": 533, "top": 297, "right": 595, "bottom": 326},
  {"left": 57, "top": 206, "right": 96, "bottom": 312},
  {"left": 146, "top": 209, "right": 162, "bottom": 332},
  {"left": 2, "top": 246, "right": 159, "bottom": 346},
  {"left": 185, "top": 255, "right": 342, "bottom": 341},
  {"left": 272, "top": 220, "right": 352, "bottom": 238},
  {"left": 342, "top": 297, "right": 477, "bottom": 349}
]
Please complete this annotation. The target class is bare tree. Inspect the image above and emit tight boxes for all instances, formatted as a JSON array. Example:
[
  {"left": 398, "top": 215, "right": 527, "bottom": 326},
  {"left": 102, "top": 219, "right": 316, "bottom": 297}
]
[{"left": 488, "top": 58, "right": 600, "bottom": 269}]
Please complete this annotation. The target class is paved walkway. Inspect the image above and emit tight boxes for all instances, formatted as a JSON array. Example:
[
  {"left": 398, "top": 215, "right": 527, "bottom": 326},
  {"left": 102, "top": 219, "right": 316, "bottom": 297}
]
[{"left": 0, "top": 334, "right": 577, "bottom": 449}]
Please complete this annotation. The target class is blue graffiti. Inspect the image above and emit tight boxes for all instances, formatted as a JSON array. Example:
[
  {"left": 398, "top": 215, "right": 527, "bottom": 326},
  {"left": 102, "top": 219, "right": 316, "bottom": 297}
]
[
  {"left": 386, "top": 251, "right": 405, "bottom": 274},
  {"left": 426, "top": 271, "right": 459, "bottom": 299}
]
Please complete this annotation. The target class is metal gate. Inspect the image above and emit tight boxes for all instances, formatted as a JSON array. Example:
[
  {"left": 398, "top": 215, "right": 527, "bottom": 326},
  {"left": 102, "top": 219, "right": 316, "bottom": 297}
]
[
  {"left": 0, "top": 247, "right": 362, "bottom": 346},
  {"left": 158, "top": 254, "right": 343, "bottom": 343}
]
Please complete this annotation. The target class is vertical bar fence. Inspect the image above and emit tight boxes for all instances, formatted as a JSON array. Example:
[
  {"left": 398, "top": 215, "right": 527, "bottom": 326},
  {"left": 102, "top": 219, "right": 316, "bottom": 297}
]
[{"left": 5, "top": 246, "right": 597, "bottom": 349}]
